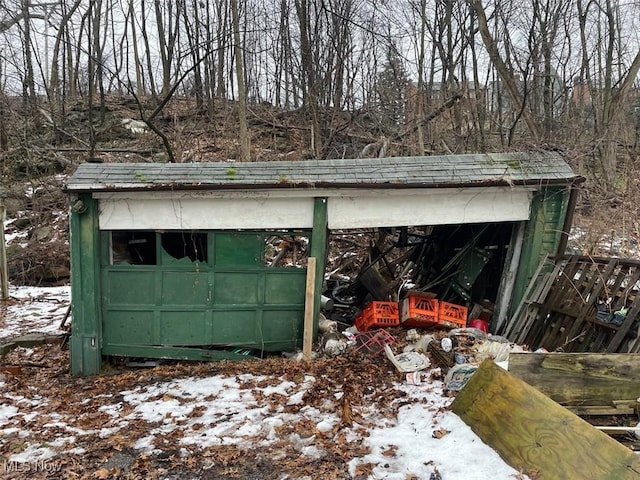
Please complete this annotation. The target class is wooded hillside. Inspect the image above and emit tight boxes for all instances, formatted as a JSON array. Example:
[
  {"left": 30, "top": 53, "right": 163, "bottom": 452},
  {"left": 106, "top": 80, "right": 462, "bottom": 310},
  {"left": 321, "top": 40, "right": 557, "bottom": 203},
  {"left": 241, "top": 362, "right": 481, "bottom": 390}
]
[{"left": 2, "top": 1, "right": 640, "bottom": 284}]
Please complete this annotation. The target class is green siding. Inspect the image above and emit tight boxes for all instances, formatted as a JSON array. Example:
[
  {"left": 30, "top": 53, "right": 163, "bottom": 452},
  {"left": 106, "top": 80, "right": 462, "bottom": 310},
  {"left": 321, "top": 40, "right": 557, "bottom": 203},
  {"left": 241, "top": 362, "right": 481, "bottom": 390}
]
[{"left": 512, "top": 186, "right": 570, "bottom": 311}]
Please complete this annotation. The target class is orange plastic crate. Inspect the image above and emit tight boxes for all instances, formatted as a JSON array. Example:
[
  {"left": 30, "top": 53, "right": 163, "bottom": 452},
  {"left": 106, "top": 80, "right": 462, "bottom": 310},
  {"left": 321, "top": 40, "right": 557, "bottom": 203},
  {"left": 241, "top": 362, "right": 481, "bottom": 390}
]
[
  {"left": 355, "top": 301, "right": 399, "bottom": 331},
  {"left": 438, "top": 301, "right": 468, "bottom": 328},
  {"left": 400, "top": 296, "right": 439, "bottom": 328}
]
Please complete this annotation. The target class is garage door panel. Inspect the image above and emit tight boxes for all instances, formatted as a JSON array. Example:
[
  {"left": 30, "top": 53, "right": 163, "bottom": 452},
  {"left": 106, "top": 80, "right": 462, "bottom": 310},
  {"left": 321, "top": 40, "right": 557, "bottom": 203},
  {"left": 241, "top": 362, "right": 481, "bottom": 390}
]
[
  {"left": 159, "top": 311, "right": 209, "bottom": 345},
  {"left": 103, "top": 311, "right": 155, "bottom": 345},
  {"left": 162, "top": 271, "right": 209, "bottom": 306},
  {"left": 106, "top": 271, "right": 155, "bottom": 305},
  {"left": 215, "top": 272, "right": 260, "bottom": 304},
  {"left": 212, "top": 310, "right": 257, "bottom": 344}
]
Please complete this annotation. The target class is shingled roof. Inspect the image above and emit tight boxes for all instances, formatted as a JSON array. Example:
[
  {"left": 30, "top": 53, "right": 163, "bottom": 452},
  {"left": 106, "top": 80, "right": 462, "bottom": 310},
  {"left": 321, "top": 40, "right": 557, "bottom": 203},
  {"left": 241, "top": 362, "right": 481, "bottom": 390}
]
[{"left": 65, "top": 151, "right": 580, "bottom": 193}]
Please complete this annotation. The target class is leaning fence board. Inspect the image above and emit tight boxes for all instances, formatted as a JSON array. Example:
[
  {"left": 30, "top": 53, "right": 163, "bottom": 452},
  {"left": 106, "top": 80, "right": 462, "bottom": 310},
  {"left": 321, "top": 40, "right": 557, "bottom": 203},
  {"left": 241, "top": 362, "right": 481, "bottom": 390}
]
[
  {"left": 508, "top": 352, "right": 640, "bottom": 406},
  {"left": 452, "top": 359, "right": 640, "bottom": 480}
]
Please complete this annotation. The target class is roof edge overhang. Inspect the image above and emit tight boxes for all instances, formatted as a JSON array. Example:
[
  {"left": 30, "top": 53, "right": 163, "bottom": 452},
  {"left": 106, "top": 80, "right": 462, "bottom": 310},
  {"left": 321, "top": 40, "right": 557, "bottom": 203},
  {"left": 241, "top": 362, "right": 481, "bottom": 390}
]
[{"left": 65, "top": 176, "right": 585, "bottom": 195}]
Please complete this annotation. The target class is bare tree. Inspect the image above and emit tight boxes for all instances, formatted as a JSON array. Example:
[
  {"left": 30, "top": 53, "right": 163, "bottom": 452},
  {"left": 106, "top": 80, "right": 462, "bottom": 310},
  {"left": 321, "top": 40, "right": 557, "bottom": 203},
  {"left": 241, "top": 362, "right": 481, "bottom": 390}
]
[
  {"left": 468, "top": 0, "right": 542, "bottom": 142},
  {"left": 231, "top": 0, "right": 250, "bottom": 162},
  {"left": 20, "top": 0, "right": 38, "bottom": 116},
  {"left": 294, "top": 0, "right": 323, "bottom": 158},
  {"left": 577, "top": 0, "right": 640, "bottom": 188}
]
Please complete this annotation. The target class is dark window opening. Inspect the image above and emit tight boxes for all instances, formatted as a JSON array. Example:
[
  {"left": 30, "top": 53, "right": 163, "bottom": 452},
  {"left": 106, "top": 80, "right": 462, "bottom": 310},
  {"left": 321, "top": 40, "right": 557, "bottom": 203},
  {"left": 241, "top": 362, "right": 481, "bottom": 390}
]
[
  {"left": 264, "top": 234, "right": 309, "bottom": 267},
  {"left": 111, "top": 231, "right": 157, "bottom": 265},
  {"left": 161, "top": 231, "right": 208, "bottom": 263}
]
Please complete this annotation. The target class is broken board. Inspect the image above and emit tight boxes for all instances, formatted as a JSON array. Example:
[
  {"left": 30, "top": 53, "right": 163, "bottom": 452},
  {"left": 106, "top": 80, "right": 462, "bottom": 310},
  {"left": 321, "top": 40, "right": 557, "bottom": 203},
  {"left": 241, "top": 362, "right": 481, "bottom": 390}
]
[
  {"left": 452, "top": 359, "right": 640, "bottom": 479},
  {"left": 508, "top": 352, "right": 640, "bottom": 406}
]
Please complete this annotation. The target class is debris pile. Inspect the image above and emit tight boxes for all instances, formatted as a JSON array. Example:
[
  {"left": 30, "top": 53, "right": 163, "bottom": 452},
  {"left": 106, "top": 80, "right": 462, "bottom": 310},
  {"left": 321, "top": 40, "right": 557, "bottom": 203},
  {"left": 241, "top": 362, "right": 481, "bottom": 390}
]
[{"left": 321, "top": 226, "right": 502, "bottom": 340}]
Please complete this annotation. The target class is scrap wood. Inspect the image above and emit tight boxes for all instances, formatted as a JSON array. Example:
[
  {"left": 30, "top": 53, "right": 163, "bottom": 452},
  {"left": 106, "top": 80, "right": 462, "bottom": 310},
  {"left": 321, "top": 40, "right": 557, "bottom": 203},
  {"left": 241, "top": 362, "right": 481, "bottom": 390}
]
[
  {"left": 566, "top": 399, "right": 639, "bottom": 416},
  {"left": 452, "top": 359, "right": 640, "bottom": 480},
  {"left": 508, "top": 352, "right": 640, "bottom": 406},
  {"left": 427, "top": 341, "right": 455, "bottom": 370},
  {"left": 594, "top": 426, "right": 640, "bottom": 435}
]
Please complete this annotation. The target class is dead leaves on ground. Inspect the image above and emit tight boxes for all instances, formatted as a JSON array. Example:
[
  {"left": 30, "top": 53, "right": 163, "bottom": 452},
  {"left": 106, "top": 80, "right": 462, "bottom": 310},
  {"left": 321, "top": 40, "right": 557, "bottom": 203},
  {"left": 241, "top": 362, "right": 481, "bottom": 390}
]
[
  {"left": 0, "top": 342, "right": 439, "bottom": 479},
  {"left": 432, "top": 427, "right": 451, "bottom": 439}
]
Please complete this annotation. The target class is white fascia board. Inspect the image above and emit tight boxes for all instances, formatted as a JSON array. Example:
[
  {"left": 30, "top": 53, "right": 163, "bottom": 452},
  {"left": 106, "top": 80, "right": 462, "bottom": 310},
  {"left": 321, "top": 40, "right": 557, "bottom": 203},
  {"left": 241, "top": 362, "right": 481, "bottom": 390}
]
[
  {"left": 327, "top": 187, "right": 533, "bottom": 228},
  {"left": 94, "top": 186, "right": 534, "bottom": 230},
  {"left": 98, "top": 196, "right": 315, "bottom": 230}
]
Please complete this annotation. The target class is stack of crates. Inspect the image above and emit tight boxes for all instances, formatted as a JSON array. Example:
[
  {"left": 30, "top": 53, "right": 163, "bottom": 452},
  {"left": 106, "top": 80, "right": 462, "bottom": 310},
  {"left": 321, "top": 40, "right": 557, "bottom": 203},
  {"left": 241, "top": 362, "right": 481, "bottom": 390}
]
[
  {"left": 355, "top": 301, "right": 400, "bottom": 332},
  {"left": 400, "top": 293, "right": 467, "bottom": 329},
  {"left": 354, "top": 295, "right": 468, "bottom": 331},
  {"left": 400, "top": 295, "right": 439, "bottom": 328}
]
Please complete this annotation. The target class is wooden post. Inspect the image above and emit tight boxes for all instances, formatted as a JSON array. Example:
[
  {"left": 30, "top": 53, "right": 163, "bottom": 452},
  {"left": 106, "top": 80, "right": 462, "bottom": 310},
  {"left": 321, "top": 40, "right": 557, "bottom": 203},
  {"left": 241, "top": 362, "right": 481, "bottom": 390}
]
[
  {"left": 0, "top": 200, "right": 8, "bottom": 300},
  {"left": 303, "top": 257, "right": 316, "bottom": 361}
]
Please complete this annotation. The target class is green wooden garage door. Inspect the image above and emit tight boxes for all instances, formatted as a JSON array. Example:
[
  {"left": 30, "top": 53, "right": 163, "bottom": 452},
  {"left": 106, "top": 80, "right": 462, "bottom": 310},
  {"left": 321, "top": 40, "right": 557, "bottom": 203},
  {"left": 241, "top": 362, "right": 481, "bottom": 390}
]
[{"left": 100, "top": 230, "right": 309, "bottom": 357}]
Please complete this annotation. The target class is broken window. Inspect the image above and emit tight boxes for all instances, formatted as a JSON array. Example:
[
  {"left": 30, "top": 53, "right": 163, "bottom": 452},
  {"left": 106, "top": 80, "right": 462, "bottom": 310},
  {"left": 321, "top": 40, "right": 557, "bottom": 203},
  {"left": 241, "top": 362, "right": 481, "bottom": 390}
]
[
  {"left": 264, "top": 234, "right": 309, "bottom": 267},
  {"left": 161, "top": 231, "right": 208, "bottom": 263},
  {"left": 110, "top": 231, "right": 157, "bottom": 265}
]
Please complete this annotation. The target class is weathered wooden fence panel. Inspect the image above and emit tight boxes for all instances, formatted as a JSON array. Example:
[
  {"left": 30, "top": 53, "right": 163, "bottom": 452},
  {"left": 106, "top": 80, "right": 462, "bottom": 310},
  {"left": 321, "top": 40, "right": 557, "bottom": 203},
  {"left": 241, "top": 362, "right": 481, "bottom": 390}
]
[{"left": 504, "top": 255, "right": 640, "bottom": 353}]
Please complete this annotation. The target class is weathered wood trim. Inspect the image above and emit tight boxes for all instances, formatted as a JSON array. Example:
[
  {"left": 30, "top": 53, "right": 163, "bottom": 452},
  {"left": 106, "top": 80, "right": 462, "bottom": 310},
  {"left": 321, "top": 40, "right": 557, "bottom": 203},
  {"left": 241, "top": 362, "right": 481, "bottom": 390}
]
[
  {"left": 493, "top": 221, "right": 526, "bottom": 332},
  {"left": 98, "top": 196, "right": 316, "bottom": 230},
  {"left": 310, "top": 198, "right": 328, "bottom": 336},
  {"left": 452, "top": 359, "right": 640, "bottom": 479},
  {"left": 327, "top": 187, "right": 532, "bottom": 229},
  {"left": 70, "top": 194, "right": 102, "bottom": 375}
]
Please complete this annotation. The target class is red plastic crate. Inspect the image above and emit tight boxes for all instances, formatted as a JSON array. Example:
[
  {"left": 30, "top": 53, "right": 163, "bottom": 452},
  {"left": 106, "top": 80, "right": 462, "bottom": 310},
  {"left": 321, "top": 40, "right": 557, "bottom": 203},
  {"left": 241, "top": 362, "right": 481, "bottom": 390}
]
[
  {"left": 400, "top": 296, "right": 439, "bottom": 328},
  {"left": 355, "top": 301, "right": 399, "bottom": 331},
  {"left": 438, "top": 301, "right": 468, "bottom": 328}
]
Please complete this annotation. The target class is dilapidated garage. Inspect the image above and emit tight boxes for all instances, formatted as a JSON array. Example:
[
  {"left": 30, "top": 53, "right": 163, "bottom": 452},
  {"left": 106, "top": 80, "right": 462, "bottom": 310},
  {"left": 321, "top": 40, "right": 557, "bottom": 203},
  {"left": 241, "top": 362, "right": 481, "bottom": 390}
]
[{"left": 65, "top": 151, "right": 581, "bottom": 375}]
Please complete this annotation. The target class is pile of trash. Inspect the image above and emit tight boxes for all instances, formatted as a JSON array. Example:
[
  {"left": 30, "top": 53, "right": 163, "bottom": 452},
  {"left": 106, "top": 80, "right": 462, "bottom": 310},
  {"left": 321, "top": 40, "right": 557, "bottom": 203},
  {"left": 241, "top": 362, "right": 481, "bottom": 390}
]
[{"left": 317, "top": 308, "right": 526, "bottom": 393}]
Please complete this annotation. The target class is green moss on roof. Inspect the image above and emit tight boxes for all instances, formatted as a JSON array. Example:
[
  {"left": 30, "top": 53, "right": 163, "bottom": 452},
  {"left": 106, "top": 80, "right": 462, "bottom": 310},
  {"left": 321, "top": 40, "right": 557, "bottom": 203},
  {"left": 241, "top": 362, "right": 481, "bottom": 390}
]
[{"left": 65, "top": 151, "right": 579, "bottom": 192}]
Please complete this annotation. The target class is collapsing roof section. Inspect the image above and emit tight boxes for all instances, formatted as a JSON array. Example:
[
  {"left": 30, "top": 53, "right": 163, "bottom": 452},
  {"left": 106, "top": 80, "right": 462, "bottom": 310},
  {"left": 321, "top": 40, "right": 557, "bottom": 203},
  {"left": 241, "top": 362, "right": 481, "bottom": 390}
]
[{"left": 65, "top": 151, "right": 581, "bottom": 193}]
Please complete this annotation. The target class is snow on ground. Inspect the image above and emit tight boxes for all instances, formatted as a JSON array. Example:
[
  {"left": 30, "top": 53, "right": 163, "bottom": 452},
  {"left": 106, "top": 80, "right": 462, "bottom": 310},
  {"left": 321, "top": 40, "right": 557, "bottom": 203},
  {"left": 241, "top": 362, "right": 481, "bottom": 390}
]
[
  {"left": 0, "top": 285, "right": 70, "bottom": 341},
  {"left": 0, "top": 285, "right": 529, "bottom": 479}
]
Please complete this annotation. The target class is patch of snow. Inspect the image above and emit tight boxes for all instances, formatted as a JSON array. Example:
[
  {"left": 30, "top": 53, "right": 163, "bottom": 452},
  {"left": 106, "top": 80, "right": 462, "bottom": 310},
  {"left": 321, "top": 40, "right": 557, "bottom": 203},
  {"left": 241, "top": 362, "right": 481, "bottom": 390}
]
[
  {"left": 0, "top": 405, "right": 20, "bottom": 425},
  {"left": 8, "top": 444, "right": 57, "bottom": 463},
  {"left": 0, "top": 285, "right": 70, "bottom": 340}
]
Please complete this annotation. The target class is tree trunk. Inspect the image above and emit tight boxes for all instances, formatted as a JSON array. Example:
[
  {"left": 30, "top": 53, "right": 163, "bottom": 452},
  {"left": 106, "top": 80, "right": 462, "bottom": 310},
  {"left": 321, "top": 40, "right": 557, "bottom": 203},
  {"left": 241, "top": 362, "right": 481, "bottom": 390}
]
[
  {"left": 295, "top": 0, "right": 322, "bottom": 158},
  {"left": 468, "top": 0, "right": 541, "bottom": 141},
  {"left": 231, "top": 0, "right": 250, "bottom": 162}
]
